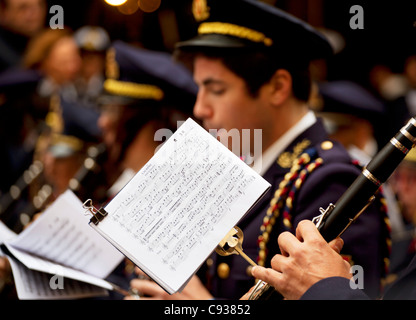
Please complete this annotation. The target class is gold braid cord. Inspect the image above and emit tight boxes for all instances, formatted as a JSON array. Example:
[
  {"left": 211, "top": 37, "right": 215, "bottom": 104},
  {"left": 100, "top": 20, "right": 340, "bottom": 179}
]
[
  {"left": 198, "top": 22, "right": 273, "bottom": 46},
  {"left": 257, "top": 151, "right": 323, "bottom": 266}
]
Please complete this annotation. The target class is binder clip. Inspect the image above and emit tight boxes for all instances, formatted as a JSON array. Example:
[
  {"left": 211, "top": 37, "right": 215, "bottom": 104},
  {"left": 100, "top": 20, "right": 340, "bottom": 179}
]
[{"left": 83, "top": 199, "right": 108, "bottom": 225}]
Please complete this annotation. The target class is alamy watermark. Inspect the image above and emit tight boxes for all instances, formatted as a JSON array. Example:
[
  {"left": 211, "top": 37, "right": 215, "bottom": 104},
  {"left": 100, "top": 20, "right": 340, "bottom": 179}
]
[
  {"left": 49, "top": 265, "right": 64, "bottom": 290},
  {"left": 49, "top": 4, "right": 364, "bottom": 29},
  {"left": 48, "top": 4, "right": 364, "bottom": 31},
  {"left": 349, "top": 265, "right": 364, "bottom": 290},
  {"left": 153, "top": 121, "right": 263, "bottom": 170},
  {"left": 350, "top": 5, "right": 364, "bottom": 30},
  {"left": 48, "top": 5, "right": 64, "bottom": 30}
]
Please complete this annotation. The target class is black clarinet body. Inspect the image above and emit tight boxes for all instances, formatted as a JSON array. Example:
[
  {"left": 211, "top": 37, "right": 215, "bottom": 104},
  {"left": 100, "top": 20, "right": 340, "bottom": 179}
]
[
  {"left": 317, "top": 116, "right": 416, "bottom": 241},
  {"left": 250, "top": 116, "right": 416, "bottom": 300}
]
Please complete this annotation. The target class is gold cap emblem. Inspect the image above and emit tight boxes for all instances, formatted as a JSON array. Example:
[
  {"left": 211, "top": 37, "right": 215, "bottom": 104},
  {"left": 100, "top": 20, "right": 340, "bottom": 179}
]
[
  {"left": 192, "top": 0, "right": 210, "bottom": 22},
  {"left": 105, "top": 47, "right": 119, "bottom": 80}
]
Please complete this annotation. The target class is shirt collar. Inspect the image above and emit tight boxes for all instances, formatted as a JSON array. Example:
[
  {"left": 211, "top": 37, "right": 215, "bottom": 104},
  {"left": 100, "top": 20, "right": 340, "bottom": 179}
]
[{"left": 251, "top": 110, "right": 317, "bottom": 176}]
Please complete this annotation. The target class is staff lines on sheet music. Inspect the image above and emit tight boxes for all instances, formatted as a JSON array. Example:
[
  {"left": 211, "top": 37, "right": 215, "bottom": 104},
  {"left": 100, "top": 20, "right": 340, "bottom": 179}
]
[
  {"left": 45, "top": 225, "right": 79, "bottom": 261},
  {"left": 112, "top": 144, "right": 228, "bottom": 225},
  {"left": 106, "top": 123, "right": 257, "bottom": 271},
  {"left": 17, "top": 212, "right": 107, "bottom": 276},
  {"left": 62, "top": 240, "right": 102, "bottom": 272},
  {"left": 28, "top": 216, "right": 66, "bottom": 255},
  {"left": 15, "top": 260, "right": 106, "bottom": 298},
  {"left": 161, "top": 172, "right": 256, "bottom": 271},
  {"left": 156, "top": 170, "right": 255, "bottom": 270},
  {"left": 119, "top": 153, "right": 234, "bottom": 235}
]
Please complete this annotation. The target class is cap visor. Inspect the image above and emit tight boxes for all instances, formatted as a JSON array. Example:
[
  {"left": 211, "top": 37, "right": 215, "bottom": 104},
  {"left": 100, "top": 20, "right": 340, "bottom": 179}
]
[{"left": 175, "top": 34, "right": 251, "bottom": 50}]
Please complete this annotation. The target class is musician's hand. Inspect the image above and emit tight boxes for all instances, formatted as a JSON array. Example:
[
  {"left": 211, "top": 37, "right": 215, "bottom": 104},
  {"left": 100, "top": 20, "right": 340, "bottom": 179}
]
[
  {"left": 125, "top": 267, "right": 213, "bottom": 300},
  {"left": 0, "top": 257, "right": 11, "bottom": 279},
  {"left": 240, "top": 285, "right": 255, "bottom": 300},
  {"left": 251, "top": 220, "right": 351, "bottom": 300}
]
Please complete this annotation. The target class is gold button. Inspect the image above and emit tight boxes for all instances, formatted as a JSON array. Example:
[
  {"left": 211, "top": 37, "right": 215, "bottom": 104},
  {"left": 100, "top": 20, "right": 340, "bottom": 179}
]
[
  {"left": 217, "top": 263, "right": 230, "bottom": 279},
  {"left": 206, "top": 258, "right": 213, "bottom": 267},
  {"left": 321, "top": 141, "right": 333, "bottom": 150},
  {"left": 283, "top": 218, "right": 292, "bottom": 228}
]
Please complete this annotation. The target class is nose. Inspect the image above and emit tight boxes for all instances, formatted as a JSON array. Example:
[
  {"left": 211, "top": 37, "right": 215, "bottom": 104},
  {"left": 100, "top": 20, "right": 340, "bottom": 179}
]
[
  {"left": 193, "top": 89, "right": 213, "bottom": 121},
  {"left": 97, "top": 113, "right": 110, "bottom": 132}
]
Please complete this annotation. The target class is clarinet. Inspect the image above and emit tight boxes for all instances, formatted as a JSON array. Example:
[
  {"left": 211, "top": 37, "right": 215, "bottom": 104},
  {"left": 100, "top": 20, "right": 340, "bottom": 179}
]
[
  {"left": 3, "top": 143, "right": 108, "bottom": 232},
  {"left": 68, "top": 142, "right": 107, "bottom": 198},
  {"left": 249, "top": 116, "right": 416, "bottom": 300},
  {"left": 0, "top": 160, "right": 44, "bottom": 226}
]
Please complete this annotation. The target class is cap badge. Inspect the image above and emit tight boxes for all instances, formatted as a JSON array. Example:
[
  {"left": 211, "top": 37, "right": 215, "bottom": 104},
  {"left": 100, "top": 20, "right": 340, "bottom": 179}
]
[
  {"left": 277, "top": 139, "right": 311, "bottom": 168},
  {"left": 105, "top": 47, "right": 119, "bottom": 80},
  {"left": 192, "top": 0, "right": 210, "bottom": 22}
]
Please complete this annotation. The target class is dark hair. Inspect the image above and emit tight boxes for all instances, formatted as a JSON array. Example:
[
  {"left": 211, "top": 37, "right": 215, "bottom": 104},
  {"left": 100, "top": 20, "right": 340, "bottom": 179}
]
[
  {"left": 115, "top": 101, "right": 160, "bottom": 163},
  {"left": 174, "top": 47, "right": 311, "bottom": 102},
  {"left": 114, "top": 100, "right": 186, "bottom": 164},
  {"left": 22, "top": 28, "right": 73, "bottom": 69}
]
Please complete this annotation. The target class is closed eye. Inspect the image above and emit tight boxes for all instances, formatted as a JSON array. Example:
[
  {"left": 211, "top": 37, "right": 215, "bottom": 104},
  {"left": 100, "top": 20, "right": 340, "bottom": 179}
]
[{"left": 201, "top": 79, "right": 227, "bottom": 95}]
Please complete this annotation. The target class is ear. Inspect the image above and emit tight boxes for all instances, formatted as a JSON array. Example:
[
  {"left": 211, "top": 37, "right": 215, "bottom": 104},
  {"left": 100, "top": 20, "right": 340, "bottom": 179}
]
[{"left": 268, "top": 69, "right": 292, "bottom": 105}]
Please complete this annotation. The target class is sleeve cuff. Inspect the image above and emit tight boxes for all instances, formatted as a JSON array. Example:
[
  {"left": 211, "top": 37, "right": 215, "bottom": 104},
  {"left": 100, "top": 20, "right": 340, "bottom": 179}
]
[{"left": 300, "top": 277, "right": 370, "bottom": 300}]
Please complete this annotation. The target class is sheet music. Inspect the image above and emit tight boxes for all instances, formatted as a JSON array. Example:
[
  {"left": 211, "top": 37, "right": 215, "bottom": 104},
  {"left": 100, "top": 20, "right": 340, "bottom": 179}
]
[
  {"left": 8, "top": 257, "right": 108, "bottom": 300},
  {"left": 6, "top": 190, "right": 124, "bottom": 279},
  {"left": 4, "top": 244, "right": 115, "bottom": 290},
  {"left": 92, "top": 118, "right": 271, "bottom": 293}
]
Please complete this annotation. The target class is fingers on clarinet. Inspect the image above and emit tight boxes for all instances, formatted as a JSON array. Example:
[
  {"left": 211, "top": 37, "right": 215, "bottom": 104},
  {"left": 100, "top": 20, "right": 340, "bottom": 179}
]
[
  {"left": 252, "top": 265, "right": 283, "bottom": 287},
  {"left": 277, "top": 231, "right": 300, "bottom": 256}
]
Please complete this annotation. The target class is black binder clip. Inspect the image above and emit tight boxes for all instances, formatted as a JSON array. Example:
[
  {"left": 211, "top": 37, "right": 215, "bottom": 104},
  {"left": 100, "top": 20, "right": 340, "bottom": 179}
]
[{"left": 83, "top": 199, "right": 108, "bottom": 225}]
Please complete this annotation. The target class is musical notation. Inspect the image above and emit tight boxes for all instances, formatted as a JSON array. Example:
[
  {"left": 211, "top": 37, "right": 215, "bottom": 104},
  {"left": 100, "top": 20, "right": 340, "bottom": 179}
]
[
  {"left": 91, "top": 118, "right": 271, "bottom": 293},
  {"left": 104, "top": 122, "right": 259, "bottom": 271}
]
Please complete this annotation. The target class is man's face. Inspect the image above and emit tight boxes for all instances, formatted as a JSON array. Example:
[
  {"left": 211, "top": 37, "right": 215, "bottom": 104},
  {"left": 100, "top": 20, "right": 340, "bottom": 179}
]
[
  {"left": 98, "top": 104, "right": 122, "bottom": 148},
  {"left": 392, "top": 164, "right": 416, "bottom": 223},
  {"left": 42, "top": 37, "right": 82, "bottom": 85},
  {"left": 0, "top": 0, "right": 46, "bottom": 37},
  {"left": 193, "top": 55, "right": 270, "bottom": 152}
]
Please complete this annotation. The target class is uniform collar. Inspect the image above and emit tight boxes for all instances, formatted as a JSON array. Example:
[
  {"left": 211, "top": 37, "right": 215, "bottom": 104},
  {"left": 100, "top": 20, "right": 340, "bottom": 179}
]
[{"left": 251, "top": 110, "right": 316, "bottom": 176}]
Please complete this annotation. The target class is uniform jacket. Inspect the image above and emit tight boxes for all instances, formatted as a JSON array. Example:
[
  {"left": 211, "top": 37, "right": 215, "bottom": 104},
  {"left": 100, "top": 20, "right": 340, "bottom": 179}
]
[
  {"left": 301, "top": 253, "right": 416, "bottom": 300},
  {"left": 200, "top": 118, "right": 389, "bottom": 299}
]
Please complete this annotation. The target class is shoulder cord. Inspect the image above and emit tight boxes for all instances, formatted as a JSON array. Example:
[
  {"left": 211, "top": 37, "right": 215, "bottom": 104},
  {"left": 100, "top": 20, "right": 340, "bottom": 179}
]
[
  {"left": 257, "top": 151, "right": 391, "bottom": 291},
  {"left": 257, "top": 147, "right": 323, "bottom": 266}
]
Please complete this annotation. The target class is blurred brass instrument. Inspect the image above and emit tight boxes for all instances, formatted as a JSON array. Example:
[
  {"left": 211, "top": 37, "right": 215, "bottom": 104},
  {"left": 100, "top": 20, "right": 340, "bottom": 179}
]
[
  {"left": 0, "top": 160, "right": 45, "bottom": 230},
  {"left": 0, "top": 143, "right": 107, "bottom": 232}
]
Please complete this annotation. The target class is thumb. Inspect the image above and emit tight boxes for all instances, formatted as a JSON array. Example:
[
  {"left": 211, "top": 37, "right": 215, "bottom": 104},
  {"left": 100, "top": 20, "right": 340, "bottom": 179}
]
[{"left": 328, "top": 237, "right": 344, "bottom": 254}]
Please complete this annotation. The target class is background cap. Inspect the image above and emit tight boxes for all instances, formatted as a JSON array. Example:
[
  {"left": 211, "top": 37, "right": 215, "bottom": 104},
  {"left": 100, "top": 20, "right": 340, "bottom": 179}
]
[
  {"left": 314, "top": 80, "right": 386, "bottom": 125},
  {"left": 103, "top": 40, "right": 198, "bottom": 106},
  {"left": 74, "top": 26, "right": 111, "bottom": 52}
]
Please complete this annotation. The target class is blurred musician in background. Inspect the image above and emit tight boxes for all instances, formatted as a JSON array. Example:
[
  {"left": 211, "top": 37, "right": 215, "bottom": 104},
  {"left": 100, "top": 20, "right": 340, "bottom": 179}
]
[
  {"left": 96, "top": 40, "right": 197, "bottom": 199},
  {"left": 89, "top": 40, "right": 197, "bottom": 297}
]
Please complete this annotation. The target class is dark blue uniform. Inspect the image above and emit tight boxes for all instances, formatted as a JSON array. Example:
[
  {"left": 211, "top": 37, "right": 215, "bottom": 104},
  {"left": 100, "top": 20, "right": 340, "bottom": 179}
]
[
  {"left": 202, "top": 119, "right": 389, "bottom": 299},
  {"left": 301, "top": 253, "right": 416, "bottom": 300}
]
